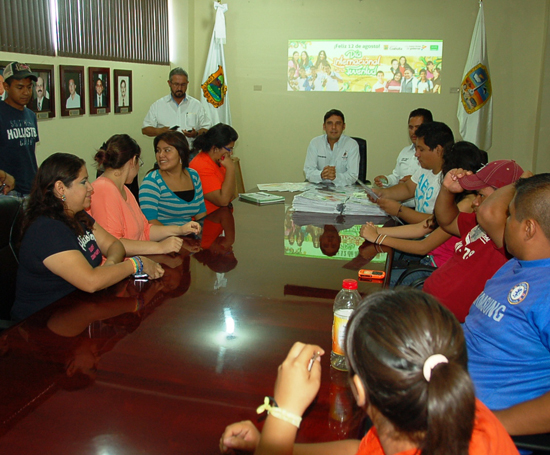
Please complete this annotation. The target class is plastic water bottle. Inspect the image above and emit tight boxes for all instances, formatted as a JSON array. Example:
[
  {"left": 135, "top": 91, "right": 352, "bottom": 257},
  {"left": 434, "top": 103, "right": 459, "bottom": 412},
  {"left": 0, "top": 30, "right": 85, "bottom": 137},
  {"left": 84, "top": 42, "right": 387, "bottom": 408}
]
[{"left": 331, "top": 279, "right": 361, "bottom": 371}]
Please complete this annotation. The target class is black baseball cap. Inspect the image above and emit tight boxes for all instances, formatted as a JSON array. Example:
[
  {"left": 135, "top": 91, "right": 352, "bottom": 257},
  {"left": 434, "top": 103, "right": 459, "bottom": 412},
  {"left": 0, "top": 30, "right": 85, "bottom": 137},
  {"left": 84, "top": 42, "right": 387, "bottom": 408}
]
[{"left": 3, "top": 62, "right": 37, "bottom": 82}]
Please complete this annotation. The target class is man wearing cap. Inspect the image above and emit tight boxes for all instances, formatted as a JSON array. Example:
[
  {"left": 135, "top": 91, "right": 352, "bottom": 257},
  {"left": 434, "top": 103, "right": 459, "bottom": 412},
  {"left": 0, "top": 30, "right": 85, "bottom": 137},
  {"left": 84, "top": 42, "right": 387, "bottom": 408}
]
[
  {"left": 0, "top": 62, "right": 39, "bottom": 196},
  {"left": 462, "top": 173, "right": 550, "bottom": 439},
  {"left": 423, "top": 160, "right": 524, "bottom": 322}
]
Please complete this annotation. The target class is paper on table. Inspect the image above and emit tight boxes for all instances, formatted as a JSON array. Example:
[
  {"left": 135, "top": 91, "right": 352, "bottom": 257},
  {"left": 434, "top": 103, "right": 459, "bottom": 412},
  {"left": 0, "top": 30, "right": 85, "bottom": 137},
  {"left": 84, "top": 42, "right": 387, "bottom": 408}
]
[{"left": 257, "top": 182, "right": 314, "bottom": 192}]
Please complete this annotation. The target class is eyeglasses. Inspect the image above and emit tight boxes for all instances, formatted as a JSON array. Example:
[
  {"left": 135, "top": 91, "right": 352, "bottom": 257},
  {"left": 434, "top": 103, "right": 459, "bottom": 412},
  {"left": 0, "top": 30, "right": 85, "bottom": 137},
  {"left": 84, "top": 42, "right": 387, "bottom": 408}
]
[
  {"left": 170, "top": 82, "right": 188, "bottom": 88},
  {"left": 223, "top": 146, "right": 233, "bottom": 154},
  {"left": 137, "top": 157, "right": 144, "bottom": 167}
]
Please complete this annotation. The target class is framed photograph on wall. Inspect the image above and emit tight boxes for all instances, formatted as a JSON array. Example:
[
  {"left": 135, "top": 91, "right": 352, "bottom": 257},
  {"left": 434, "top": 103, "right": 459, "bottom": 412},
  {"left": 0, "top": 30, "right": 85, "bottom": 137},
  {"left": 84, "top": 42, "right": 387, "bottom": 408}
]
[
  {"left": 89, "top": 67, "right": 110, "bottom": 115},
  {"left": 60, "top": 65, "right": 85, "bottom": 117},
  {"left": 29, "top": 64, "right": 56, "bottom": 119},
  {"left": 0, "top": 62, "right": 56, "bottom": 119},
  {"left": 114, "top": 70, "right": 132, "bottom": 114}
]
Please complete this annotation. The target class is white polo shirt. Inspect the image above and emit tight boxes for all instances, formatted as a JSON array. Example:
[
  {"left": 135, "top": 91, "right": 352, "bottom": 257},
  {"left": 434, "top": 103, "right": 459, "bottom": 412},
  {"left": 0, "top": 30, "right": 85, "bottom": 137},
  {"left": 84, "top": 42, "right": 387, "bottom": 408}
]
[{"left": 142, "top": 94, "right": 212, "bottom": 148}]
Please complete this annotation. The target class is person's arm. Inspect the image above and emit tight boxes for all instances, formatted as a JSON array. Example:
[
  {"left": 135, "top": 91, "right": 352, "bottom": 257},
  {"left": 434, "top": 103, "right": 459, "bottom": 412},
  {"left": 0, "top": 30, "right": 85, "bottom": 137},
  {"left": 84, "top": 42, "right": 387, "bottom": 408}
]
[
  {"left": 149, "top": 221, "right": 201, "bottom": 241},
  {"left": 139, "top": 173, "right": 163, "bottom": 224},
  {"left": 433, "top": 169, "right": 470, "bottom": 237},
  {"left": 43, "top": 223, "right": 163, "bottom": 293},
  {"left": 204, "top": 155, "right": 236, "bottom": 207},
  {"left": 0, "top": 169, "right": 16, "bottom": 194},
  {"left": 493, "top": 391, "right": 550, "bottom": 435},
  {"left": 361, "top": 222, "right": 451, "bottom": 256},
  {"left": 142, "top": 103, "right": 170, "bottom": 137},
  {"left": 374, "top": 178, "right": 416, "bottom": 202},
  {"left": 476, "top": 183, "right": 517, "bottom": 249},
  {"left": 304, "top": 140, "right": 323, "bottom": 183},
  {"left": 332, "top": 139, "right": 359, "bottom": 187},
  {"left": 220, "top": 421, "right": 359, "bottom": 455},
  {"left": 142, "top": 126, "right": 170, "bottom": 137}
]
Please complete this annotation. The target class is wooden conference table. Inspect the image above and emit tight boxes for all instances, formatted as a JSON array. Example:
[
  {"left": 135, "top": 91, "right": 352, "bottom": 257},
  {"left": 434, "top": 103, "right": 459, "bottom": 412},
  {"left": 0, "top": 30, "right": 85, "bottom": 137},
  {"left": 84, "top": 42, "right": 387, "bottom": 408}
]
[{"left": 0, "top": 195, "right": 392, "bottom": 455}]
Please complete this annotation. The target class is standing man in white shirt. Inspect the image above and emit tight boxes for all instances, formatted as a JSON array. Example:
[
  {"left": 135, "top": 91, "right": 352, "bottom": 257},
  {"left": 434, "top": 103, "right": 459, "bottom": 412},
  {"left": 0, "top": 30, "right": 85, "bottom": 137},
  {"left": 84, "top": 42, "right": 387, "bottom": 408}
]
[
  {"left": 374, "top": 108, "right": 433, "bottom": 207},
  {"left": 303, "top": 109, "right": 359, "bottom": 187},
  {"left": 142, "top": 67, "right": 211, "bottom": 149}
]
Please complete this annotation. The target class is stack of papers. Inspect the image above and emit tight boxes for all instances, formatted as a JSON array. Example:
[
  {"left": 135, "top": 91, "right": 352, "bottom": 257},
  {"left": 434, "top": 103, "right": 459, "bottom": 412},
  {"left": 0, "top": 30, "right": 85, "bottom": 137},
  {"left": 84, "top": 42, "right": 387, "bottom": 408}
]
[
  {"left": 292, "top": 188, "right": 386, "bottom": 217},
  {"left": 239, "top": 192, "right": 285, "bottom": 205},
  {"left": 257, "top": 182, "right": 313, "bottom": 192}
]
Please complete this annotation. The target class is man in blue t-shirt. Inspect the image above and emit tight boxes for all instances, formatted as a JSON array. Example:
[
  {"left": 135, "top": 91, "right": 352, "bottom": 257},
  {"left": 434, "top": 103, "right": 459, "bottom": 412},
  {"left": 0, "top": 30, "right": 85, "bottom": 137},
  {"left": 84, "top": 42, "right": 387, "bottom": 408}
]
[
  {"left": 463, "top": 173, "right": 550, "bottom": 438},
  {"left": 0, "top": 62, "right": 39, "bottom": 196}
]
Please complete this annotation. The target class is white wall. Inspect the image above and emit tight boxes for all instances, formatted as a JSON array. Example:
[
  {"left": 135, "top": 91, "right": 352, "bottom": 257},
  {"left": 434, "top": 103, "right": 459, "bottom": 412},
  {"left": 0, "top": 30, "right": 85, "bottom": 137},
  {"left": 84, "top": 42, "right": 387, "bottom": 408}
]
[{"left": 192, "top": 0, "right": 549, "bottom": 188}]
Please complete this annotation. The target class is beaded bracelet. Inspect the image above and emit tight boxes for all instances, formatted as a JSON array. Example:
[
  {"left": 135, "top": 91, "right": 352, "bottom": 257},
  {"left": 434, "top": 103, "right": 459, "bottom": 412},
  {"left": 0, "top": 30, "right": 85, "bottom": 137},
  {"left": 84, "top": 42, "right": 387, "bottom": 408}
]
[
  {"left": 135, "top": 256, "right": 144, "bottom": 274},
  {"left": 256, "top": 396, "right": 302, "bottom": 428},
  {"left": 129, "top": 256, "right": 143, "bottom": 275}
]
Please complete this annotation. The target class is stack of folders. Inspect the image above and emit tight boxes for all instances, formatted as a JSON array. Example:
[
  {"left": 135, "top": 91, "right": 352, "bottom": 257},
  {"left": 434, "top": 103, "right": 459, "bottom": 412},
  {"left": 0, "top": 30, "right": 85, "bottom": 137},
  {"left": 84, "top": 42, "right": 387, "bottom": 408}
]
[
  {"left": 292, "top": 189, "right": 386, "bottom": 216},
  {"left": 239, "top": 192, "right": 285, "bottom": 205}
]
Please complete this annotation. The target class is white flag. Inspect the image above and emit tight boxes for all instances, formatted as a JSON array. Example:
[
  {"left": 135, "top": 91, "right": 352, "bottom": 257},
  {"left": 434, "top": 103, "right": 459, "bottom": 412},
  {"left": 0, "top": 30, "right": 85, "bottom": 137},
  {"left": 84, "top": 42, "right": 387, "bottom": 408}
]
[
  {"left": 457, "top": 1, "right": 492, "bottom": 151},
  {"left": 200, "top": 2, "right": 232, "bottom": 125}
]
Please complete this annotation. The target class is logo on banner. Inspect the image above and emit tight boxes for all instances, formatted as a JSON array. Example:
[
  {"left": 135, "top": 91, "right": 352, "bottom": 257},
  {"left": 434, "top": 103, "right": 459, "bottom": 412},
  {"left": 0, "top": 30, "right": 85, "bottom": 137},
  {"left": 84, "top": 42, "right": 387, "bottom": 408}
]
[
  {"left": 460, "top": 63, "right": 492, "bottom": 114},
  {"left": 201, "top": 65, "right": 227, "bottom": 108},
  {"left": 508, "top": 282, "right": 529, "bottom": 305}
]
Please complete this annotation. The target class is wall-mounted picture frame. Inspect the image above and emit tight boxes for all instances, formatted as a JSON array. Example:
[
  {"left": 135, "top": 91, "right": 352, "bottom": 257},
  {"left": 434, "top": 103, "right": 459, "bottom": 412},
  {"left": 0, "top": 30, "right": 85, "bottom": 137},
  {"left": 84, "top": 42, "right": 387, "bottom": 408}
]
[
  {"left": 114, "top": 69, "right": 132, "bottom": 114},
  {"left": 0, "top": 62, "right": 56, "bottom": 119},
  {"left": 89, "top": 67, "right": 110, "bottom": 115},
  {"left": 60, "top": 65, "right": 85, "bottom": 117},
  {"left": 29, "top": 64, "right": 56, "bottom": 119}
]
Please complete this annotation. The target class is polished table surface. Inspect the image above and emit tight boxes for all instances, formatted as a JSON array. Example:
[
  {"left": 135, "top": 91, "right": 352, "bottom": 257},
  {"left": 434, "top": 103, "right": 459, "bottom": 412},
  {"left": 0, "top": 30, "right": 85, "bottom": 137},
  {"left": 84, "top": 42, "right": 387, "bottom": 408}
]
[{"left": 0, "top": 196, "right": 392, "bottom": 454}]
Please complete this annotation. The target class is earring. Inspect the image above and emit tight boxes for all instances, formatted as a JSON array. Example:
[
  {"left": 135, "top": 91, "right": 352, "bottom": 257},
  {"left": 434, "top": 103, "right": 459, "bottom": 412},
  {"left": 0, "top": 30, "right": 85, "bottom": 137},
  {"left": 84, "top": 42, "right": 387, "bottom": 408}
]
[{"left": 61, "top": 195, "right": 66, "bottom": 202}]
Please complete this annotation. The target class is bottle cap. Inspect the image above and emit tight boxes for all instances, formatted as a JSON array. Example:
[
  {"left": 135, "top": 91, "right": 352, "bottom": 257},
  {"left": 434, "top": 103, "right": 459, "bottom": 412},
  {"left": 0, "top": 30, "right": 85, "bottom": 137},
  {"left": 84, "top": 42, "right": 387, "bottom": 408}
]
[{"left": 342, "top": 279, "right": 358, "bottom": 290}]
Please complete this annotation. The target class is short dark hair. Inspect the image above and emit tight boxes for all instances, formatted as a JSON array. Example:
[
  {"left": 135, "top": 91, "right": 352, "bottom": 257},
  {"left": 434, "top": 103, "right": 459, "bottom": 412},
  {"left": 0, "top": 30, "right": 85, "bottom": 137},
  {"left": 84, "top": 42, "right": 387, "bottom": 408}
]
[
  {"left": 95, "top": 134, "right": 141, "bottom": 170},
  {"left": 346, "top": 289, "right": 475, "bottom": 455},
  {"left": 154, "top": 131, "right": 191, "bottom": 168},
  {"left": 514, "top": 173, "right": 550, "bottom": 241},
  {"left": 169, "top": 67, "right": 189, "bottom": 81},
  {"left": 193, "top": 123, "right": 239, "bottom": 155},
  {"left": 415, "top": 121, "right": 454, "bottom": 153},
  {"left": 323, "top": 109, "right": 345, "bottom": 123},
  {"left": 409, "top": 108, "right": 433, "bottom": 123}
]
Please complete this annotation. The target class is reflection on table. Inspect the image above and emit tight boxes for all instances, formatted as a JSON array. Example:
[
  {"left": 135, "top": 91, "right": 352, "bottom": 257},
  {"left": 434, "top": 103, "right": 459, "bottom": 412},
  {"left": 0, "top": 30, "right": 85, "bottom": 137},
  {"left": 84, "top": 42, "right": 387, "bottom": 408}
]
[{"left": 0, "top": 199, "right": 391, "bottom": 454}]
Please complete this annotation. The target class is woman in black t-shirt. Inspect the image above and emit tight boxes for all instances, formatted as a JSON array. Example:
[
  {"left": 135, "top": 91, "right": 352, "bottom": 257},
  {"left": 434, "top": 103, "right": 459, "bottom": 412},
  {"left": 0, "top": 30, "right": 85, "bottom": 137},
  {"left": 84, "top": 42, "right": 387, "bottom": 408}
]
[{"left": 12, "top": 153, "right": 164, "bottom": 321}]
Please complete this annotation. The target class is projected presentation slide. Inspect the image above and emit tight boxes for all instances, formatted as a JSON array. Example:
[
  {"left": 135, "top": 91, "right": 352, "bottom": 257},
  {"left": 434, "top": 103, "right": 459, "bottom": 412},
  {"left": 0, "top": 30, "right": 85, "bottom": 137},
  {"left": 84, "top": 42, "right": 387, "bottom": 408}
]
[{"left": 288, "top": 39, "right": 443, "bottom": 93}]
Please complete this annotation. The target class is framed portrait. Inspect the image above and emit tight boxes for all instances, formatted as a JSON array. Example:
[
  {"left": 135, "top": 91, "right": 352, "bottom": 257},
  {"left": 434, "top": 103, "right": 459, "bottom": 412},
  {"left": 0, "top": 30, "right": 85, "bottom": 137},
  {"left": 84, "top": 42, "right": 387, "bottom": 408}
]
[
  {"left": 89, "top": 67, "right": 110, "bottom": 115},
  {"left": 0, "top": 62, "right": 55, "bottom": 118},
  {"left": 114, "top": 70, "right": 132, "bottom": 114},
  {"left": 29, "top": 64, "right": 56, "bottom": 119},
  {"left": 60, "top": 65, "right": 85, "bottom": 117}
]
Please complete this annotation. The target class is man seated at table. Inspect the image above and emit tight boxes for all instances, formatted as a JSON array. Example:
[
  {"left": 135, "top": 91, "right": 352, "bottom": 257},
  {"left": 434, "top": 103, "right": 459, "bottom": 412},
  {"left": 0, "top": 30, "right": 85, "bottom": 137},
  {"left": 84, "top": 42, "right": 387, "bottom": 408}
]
[
  {"left": 463, "top": 173, "right": 550, "bottom": 441},
  {"left": 373, "top": 107, "right": 433, "bottom": 207},
  {"left": 303, "top": 109, "right": 359, "bottom": 187},
  {"left": 424, "top": 160, "right": 524, "bottom": 322},
  {"left": 370, "top": 121, "right": 453, "bottom": 224}
]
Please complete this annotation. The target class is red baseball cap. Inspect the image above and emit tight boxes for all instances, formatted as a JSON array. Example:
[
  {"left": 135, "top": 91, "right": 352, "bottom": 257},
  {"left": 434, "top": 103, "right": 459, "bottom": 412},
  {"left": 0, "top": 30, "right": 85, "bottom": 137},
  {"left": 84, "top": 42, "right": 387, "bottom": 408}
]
[{"left": 460, "top": 160, "right": 524, "bottom": 190}]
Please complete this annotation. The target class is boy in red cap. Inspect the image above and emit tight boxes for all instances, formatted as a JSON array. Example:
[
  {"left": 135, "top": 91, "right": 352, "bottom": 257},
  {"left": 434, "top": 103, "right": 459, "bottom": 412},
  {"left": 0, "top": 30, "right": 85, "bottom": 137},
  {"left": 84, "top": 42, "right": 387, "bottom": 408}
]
[{"left": 422, "top": 160, "right": 525, "bottom": 322}]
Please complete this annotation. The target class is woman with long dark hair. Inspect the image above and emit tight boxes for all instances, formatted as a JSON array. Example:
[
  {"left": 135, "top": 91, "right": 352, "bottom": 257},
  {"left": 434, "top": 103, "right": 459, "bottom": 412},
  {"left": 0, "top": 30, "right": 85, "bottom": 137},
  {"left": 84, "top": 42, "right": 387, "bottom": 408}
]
[
  {"left": 12, "top": 153, "right": 163, "bottom": 321},
  {"left": 220, "top": 289, "right": 519, "bottom": 455},
  {"left": 189, "top": 123, "right": 239, "bottom": 214},
  {"left": 139, "top": 130, "right": 207, "bottom": 225}
]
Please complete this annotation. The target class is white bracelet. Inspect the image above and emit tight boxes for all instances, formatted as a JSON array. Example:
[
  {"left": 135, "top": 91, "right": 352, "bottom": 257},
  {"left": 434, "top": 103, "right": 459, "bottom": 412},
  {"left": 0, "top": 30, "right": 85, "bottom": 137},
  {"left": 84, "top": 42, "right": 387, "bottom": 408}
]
[{"left": 256, "top": 396, "right": 302, "bottom": 428}]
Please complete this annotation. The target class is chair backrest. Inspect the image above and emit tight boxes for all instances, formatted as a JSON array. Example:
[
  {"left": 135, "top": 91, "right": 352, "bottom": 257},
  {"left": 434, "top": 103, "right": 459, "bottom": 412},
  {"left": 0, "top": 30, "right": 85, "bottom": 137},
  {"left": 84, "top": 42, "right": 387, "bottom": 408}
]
[
  {"left": 0, "top": 197, "right": 23, "bottom": 320},
  {"left": 352, "top": 137, "right": 367, "bottom": 183}
]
